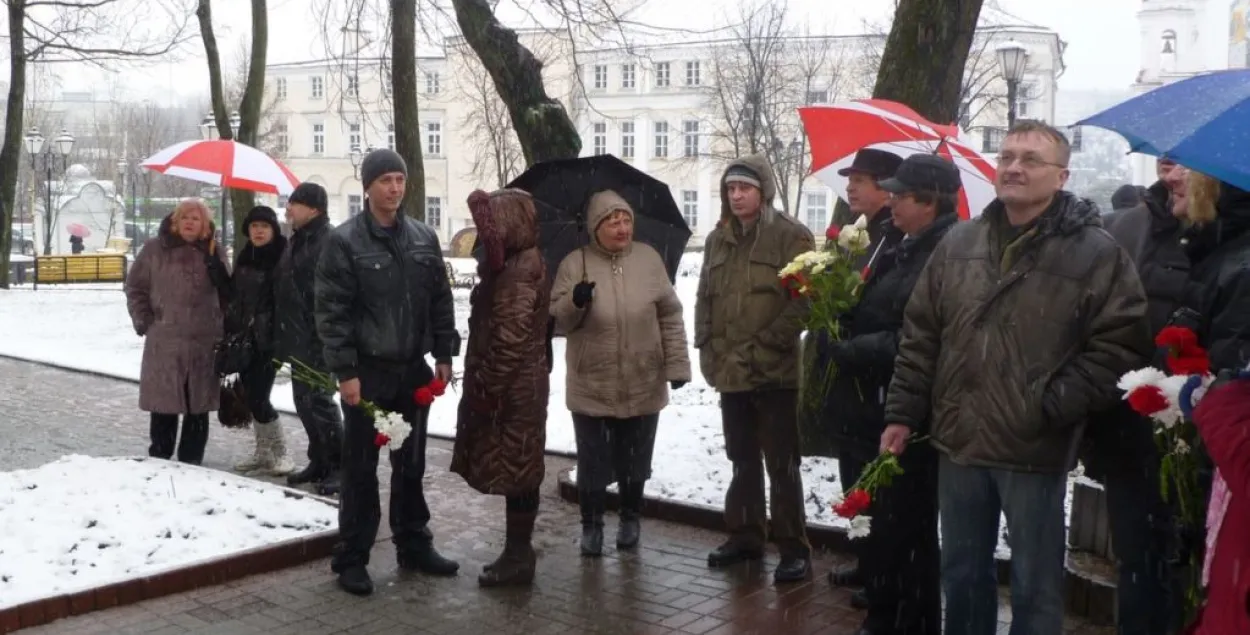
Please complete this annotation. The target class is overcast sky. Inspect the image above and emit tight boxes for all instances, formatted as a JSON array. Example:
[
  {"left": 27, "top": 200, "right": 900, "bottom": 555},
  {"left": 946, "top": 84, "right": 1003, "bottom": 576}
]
[{"left": 25, "top": 0, "right": 1145, "bottom": 103}]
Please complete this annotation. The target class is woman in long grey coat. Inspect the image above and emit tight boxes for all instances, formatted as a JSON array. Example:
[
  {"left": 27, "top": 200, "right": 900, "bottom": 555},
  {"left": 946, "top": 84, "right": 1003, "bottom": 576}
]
[
  {"left": 550, "top": 189, "right": 691, "bottom": 556},
  {"left": 125, "top": 198, "right": 230, "bottom": 465}
]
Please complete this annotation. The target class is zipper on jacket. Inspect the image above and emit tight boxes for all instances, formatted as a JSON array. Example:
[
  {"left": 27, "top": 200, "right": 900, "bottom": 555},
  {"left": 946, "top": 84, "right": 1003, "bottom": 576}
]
[{"left": 610, "top": 252, "right": 628, "bottom": 409}]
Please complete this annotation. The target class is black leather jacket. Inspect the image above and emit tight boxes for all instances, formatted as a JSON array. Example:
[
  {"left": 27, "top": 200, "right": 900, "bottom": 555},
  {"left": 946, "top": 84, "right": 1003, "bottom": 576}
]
[
  {"left": 275, "top": 214, "right": 331, "bottom": 368},
  {"left": 314, "top": 210, "right": 460, "bottom": 381}
]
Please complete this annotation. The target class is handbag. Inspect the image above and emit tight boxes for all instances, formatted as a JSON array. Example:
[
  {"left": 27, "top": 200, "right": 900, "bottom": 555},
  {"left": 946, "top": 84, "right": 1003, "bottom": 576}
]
[
  {"left": 215, "top": 323, "right": 257, "bottom": 376},
  {"left": 217, "top": 376, "right": 253, "bottom": 429}
]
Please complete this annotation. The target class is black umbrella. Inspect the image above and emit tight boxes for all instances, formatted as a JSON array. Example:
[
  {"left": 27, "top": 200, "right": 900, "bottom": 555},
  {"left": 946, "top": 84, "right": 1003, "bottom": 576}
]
[{"left": 502, "top": 154, "right": 692, "bottom": 283}]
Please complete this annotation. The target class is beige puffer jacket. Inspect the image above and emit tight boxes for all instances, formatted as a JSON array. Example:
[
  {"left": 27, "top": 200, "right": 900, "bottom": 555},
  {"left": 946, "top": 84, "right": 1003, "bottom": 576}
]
[{"left": 550, "top": 190, "right": 692, "bottom": 418}]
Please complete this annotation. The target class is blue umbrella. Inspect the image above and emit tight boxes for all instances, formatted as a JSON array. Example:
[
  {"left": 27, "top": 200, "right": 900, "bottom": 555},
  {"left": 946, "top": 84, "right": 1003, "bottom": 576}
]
[{"left": 1077, "top": 69, "right": 1250, "bottom": 191}]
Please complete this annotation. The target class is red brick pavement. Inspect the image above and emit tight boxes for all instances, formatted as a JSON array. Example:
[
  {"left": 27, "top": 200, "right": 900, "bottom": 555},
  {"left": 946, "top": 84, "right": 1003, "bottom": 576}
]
[{"left": 1, "top": 358, "right": 1112, "bottom": 635}]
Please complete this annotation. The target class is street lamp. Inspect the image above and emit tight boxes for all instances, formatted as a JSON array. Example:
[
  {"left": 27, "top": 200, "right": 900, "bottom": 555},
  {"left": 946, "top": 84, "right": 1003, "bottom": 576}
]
[
  {"left": 116, "top": 160, "right": 140, "bottom": 254},
  {"left": 349, "top": 144, "right": 376, "bottom": 180},
  {"left": 24, "top": 127, "right": 75, "bottom": 255},
  {"left": 996, "top": 40, "right": 1029, "bottom": 128}
]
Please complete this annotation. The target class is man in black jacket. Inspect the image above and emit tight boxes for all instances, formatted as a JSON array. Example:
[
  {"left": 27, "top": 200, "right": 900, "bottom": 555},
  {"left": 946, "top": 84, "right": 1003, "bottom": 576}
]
[
  {"left": 274, "top": 183, "right": 343, "bottom": 496},
  {"left": 315, "top": 149, "right": 461, "bottom": 596}
]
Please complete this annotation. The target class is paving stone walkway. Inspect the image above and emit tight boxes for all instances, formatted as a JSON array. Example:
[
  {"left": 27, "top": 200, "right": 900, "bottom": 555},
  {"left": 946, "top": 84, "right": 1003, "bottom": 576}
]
[{"left": 2, "top": 357, "right": 1113, "bottom": 634}]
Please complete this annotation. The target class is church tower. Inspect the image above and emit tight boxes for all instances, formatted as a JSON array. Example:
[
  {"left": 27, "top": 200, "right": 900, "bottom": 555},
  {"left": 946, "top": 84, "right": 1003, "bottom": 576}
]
[{"left": 1136, "top": 0, "right": 1207, "bottom": 87}]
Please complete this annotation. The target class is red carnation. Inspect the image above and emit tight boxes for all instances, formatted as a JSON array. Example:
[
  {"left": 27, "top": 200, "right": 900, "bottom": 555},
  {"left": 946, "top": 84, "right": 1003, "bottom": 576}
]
[
  {"left": 429, "top": 378, "right": 447, "bottom": 397},
  {"left": 826, "top": 224, "right": 841, "bottom": 241},
  {"left": 781, "top": 273, "right": 808, "bottom": 299},
  {"left": 413, "top": 386, "right": 435, "bottom": 406},
  {"left": 1155, "top": 326, "right": 1199, "bottom": 351},
  {"left": 1126, "top": 384, "right": 1169, "bottom": 416},
  {"left": 833, "top": 500, "right": 857, "bottom": 519},
  {"left": 374, "top": 432, "right": 390, "bottom": 448},
  {"left": 1167, "top": 353, "right": 1210, "bottom": 376},
  {"left": 860, "top": 265, "right": 870, "bottom": 281},
  {"left": 845, "top": 488, "right": 871, "bottom": 513}
]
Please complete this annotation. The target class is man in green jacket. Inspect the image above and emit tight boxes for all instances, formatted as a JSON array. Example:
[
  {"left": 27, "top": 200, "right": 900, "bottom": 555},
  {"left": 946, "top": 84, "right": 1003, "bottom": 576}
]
[
  {"left": 695, "top": 154, "right": 816, "bottom": 583},
  {"left": 881, "top": 121, "right": 1151, "bottom": 635}
]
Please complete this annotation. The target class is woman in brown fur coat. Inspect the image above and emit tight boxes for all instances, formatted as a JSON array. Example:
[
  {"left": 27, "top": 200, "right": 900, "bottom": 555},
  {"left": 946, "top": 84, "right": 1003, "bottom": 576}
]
[{"left": 451, "top": 188, "right": 550, "bottom": 588}]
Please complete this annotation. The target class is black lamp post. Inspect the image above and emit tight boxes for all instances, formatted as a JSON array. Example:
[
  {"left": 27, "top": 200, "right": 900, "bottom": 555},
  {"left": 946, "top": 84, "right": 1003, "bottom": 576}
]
[
  {"left": 23, "top": 127, "right": 75, "bottom": 255},
  {"left": 199, "top": 111, "right": 241, "bottom": 249},
  {"left": 116, "top": 160, "right": 140, "bottom": 253},
  {"left": 996, "top": 40, "right": 1029, "bottom": 129}
]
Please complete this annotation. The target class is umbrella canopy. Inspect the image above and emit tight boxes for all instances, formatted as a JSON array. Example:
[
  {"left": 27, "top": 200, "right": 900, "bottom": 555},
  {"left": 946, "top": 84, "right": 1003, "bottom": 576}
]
[
  {"left": 66, "top": 223, "right": 90, "bottom": 238},
  {"left": 140, "top": 139, "right": 301, "bottom": 195},
  {"left": 503, "top": 154, "right": 691, "bottom": 282},
  {"left": 801, "top": 101, "right": 997, "bottom": 219},
  {"left": 1077, "top": 69, "right": 1250, "bottom": 191}
]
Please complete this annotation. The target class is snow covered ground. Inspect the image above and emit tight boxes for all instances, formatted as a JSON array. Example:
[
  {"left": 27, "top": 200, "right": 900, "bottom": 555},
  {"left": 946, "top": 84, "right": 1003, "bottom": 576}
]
[
  {"left": 0, "top": 253, "right": 1074, "bottom": 555},
  {"left": 0, "top": 455, "right": 336, "bottom": 609}
]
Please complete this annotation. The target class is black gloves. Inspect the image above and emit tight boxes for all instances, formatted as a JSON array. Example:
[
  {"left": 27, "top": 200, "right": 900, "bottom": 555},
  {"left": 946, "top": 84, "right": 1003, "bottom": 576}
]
[
  {"left": 1167, "top": 307, "right": 1202, "bottom": 333},
  {"left": 572, "top": 281, "right": 596, "bottom": 308},
  {"left": 670, "top": 380, "right": 687, "bottom": 390}
]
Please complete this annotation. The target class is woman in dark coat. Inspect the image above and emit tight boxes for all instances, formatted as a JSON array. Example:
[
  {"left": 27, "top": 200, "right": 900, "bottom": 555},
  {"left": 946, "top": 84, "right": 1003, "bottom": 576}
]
[
  {"left": 823, "top": 154, "right": 962, "bottom": 635},
  {"left": 450, "top": 188, "right": 549, "bottom": 588},
  {"left": 227, "top": 205, "right": 293, "bottom": 476},
  {"left": 125, "top": 199, "right": 229, "bottom": 465}
]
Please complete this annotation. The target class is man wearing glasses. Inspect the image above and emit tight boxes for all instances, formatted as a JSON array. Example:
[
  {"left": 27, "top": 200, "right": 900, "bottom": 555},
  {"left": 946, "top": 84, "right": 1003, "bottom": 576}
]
[{"left": 880, "top": 121, "right": 1151, "bottom": 635}]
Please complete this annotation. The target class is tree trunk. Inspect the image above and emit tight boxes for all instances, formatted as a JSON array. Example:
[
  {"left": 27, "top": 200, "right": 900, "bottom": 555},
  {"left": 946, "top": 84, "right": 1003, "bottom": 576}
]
[
  {"left": 390, "top": 0, "right": 426, "bottom": 221},
  {"left": 196, "top": 0, "right": 237, "bottom": 251},
  {"left": 0, "top": 0, "right": 28, "bottom": 288},
  {"left": 871, "top": 0, "right": 985, "bottom": 124},
  {"left": 229, "top": 0, "right": 268, "bottom": 245},
  {"left": 450, "top": 0, "right": 581, "bottom": 164}
]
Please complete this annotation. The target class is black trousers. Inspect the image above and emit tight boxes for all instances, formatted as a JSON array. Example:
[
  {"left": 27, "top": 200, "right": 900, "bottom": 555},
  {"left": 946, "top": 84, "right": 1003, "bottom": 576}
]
[
  {"left": 239, "top": 356, "right": 278, "bottom": 423},
  {"left": 571, "top": 413, "right": 659, "bottom": 491},
  {"left": 292, "top": 376, "right": 344, "bottom": 469},
  {"left": 148, "top": 380, "right": 209, "bottom": 464},
  {"left": 859, "top": 444, "right": 941, "bottom": 635},
  {"left": 332, "top": 362, "right": 435, "bottom": 569}
]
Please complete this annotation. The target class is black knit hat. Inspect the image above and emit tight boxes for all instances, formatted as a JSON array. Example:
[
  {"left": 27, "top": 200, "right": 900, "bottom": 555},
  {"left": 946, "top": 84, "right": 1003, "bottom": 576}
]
[
  {"left": 243, "top": 205, "right": 281, "bottom": 235},
  {"left": 361, "top": 148, "right": 408, "bottom": 190},
  {"left": 287, "top": 182, "right": 328, "bottom": 214}
]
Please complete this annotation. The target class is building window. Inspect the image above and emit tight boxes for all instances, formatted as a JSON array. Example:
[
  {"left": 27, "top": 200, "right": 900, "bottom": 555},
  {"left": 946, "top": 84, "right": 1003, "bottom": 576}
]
[
  {"left": 346, "top": 73, "right": 359, "bottom": 97},
  {"left": 592, "top": 122, "right": 607, "bottom": 155},
  {"left": 620, "top": 121, "right": 635, "bottom": 159},
  {"left": 348, "top": 194, "right": 362, "bottom": 217},
  {"left": 592, "top": 65, "right": 607, "bottom": 90},
  {"left": 348, "top": 122, "right": 361, "bottom": 153},
  {"left": 804, "top": 191, "right": 829, "bottom": 231},
  {"left": 806, "top": 89, "right": 828, "bottom": 104},
  {"left": 425, "top": 72, "right": 441, "bottom": 94},
  {"left": 310, "top": 76, "right": 323, "bottom": 99},
  {"left": 275, "top": 77, "right": 287, "bottom": 101},
  {"left": 682, "top": 120, "right": 700, "bottom": 158},
  {"left": 685, "top": 61, "right": 701, "bottom": 86},
  {"left": 426, "top": 121, "right": 442, "bottom": 155},
  {"left": 387, "top": 123, "right": 395, "bottom": 150},
  {"left": 426, "top": 197, "right": 442, "bottom": 228},
  {"left": 681, "top": 190, "right": 698, "bottom": 228},
  {"left": 653, "top": 121, "right": 669, "bottom": 158},
  {"left": 654, "top": 62, "right": 670, "bottom": 88},
  {"left": 621, "top": 63, "right": 635, "bottom": 89},
  {"left": 312, "top": 123, "right": 325, "bottom": 154},
  {"left": 275, "top": 123, "right": 288, "bottom": 154}
]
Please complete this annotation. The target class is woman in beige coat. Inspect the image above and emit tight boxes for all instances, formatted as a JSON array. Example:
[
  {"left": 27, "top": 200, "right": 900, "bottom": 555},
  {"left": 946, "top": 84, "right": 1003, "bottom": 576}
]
[{"left": 550, "top": 189, "right": 691, "bottom": 557}]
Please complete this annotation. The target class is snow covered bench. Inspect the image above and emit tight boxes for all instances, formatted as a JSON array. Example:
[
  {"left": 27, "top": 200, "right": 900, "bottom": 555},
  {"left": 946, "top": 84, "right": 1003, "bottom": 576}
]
[{"left": 32, "top": 254, "right": 127, "bottom": 290}]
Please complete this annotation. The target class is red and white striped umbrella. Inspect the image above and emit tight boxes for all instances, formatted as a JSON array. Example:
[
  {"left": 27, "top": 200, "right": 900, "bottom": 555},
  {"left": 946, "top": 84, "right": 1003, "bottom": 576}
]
[
  {"left": 800, "top": 100, "right": 998, "bottom": 219},
  {"left": 140, "top": 139, "right": 301, "bottom": 195}
]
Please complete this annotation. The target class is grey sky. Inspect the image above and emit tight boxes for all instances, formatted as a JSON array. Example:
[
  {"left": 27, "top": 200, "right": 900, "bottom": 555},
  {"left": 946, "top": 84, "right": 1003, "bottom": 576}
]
[{"left": 28, "top": 0, "right": 1143, "bottom": 102}]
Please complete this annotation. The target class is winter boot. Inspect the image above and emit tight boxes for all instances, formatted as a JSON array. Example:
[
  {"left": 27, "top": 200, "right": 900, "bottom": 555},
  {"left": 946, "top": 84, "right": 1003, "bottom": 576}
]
[
  {"left": 479, "top": 510, "right": 538, "bottom": 587},
  {"left": 579, "top": 489, "right": 606, "bottom": 557},
  {"left": 248, "top": 421, "right": 294, "bottom": 476},
  {"left": 232, "top": 423, "right": 266, "bottom": 473},
  {"left": 316, "top": 469, "right": 341, "bottom": 496},
  {"left": 287, "top": 462, "right": 326, "bottom": 486},
  {"left": 616, "top": 481, "right": 645, "bottom": 550}
]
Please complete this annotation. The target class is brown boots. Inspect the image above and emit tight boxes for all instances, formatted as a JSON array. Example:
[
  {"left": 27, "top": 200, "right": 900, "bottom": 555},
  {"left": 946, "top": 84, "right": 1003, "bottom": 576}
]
[{"left": 478, "top": 510, "right": 537, "bottom": 587}]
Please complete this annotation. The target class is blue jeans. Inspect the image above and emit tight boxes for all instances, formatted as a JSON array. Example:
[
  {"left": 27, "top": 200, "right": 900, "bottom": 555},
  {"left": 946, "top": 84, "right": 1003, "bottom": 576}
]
[{"left": 939, "top": 454, "right": 1067, "bottom": 635}]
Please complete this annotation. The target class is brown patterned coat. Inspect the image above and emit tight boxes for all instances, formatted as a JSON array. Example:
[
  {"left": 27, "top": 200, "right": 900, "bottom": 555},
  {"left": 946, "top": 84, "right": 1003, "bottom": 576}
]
[
  {"left": 125, "top": 215, "right": 229, "bottom": 414},
  {"left": 451, "top": 189, "right": 550, "bottom": 496}
]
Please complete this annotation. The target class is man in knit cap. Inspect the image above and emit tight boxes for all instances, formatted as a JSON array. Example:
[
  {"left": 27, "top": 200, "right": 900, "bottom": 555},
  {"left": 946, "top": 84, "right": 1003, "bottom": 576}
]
[{"left": 315, "top": 148, "right": 461, "bottom": 596}]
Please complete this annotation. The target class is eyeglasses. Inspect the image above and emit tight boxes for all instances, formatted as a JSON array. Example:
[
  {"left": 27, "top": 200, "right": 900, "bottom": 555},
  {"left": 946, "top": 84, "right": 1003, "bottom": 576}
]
[{"left": 996, "top": 152, "right": 1066, "bottom": 170}]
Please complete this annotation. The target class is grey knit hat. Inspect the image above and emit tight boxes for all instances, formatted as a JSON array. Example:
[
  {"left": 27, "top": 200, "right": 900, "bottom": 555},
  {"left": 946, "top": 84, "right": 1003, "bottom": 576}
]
[{"left": 360, "top": 148, "right": 408, "bottom": 190}]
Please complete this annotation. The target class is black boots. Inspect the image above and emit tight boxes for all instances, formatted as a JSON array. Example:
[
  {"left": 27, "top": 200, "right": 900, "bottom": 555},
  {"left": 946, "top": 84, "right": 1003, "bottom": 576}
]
[
  {"left": 579, "top": 489, "right": 606, "bottom": 557},
  {"left": 616, "top": 481, "right": 644, "bottom": 550},
  {"left": 287, "top": 462, "right": 326, "bottom": 486},
  {"left": 478, "top": 510, "right": 538, "bottom": 587},
  {"left": 397, "top": 541, "right": 460, "bottom": 576},
  {"left": 707, "top": 540, "right": 765, "bottom": 568}
]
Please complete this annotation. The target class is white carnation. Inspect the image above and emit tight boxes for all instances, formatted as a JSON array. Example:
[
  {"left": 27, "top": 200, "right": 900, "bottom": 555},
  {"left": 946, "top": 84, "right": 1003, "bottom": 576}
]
[
  {"left": 1117, "top": 367, "right": 1169, "bottom": 394},
  {"left": 848, "top": 515, "right": 872, "bottom": 539}
]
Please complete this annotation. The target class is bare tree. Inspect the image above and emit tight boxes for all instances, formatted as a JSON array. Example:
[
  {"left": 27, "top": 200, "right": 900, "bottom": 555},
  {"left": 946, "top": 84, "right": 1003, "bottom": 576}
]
[
  {"left": 455, "top": 41, "right": 526, "bottom": 188},
  {"left": 196, "top": 0, "right": 267, "bottom": 253},
  {"left": 702, "top": 1, "right": 849, "bottom": 215},
  {"left": 0, "top": 0, "right": 195, "bottom": 287},
  {"left": 223, "top": 39, "right": 286, "bottom": 157},
  {"left": 390, "top": 0, "right": 426, "bottom": 220}
]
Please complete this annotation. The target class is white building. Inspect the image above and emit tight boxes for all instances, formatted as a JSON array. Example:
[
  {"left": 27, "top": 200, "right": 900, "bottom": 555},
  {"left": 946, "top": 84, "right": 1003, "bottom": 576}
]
[
  {"left": 1129, "top": 0, "right": 1242, "bottom": 184},
  {"left": 266, "top": 25, "right": 1064, "bottom": 247}
]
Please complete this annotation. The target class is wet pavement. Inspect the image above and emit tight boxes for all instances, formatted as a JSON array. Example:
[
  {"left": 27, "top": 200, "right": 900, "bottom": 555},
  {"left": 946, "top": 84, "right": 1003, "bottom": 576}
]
[{"left": 2, "top": 357, "right": 1113, "bottom": 634}]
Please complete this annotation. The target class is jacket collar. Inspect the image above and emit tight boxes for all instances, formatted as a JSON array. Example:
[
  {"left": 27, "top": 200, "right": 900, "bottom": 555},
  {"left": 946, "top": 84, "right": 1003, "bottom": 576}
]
[{"left": 293, "top": 213, "right": 330, "bottom": 244}]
